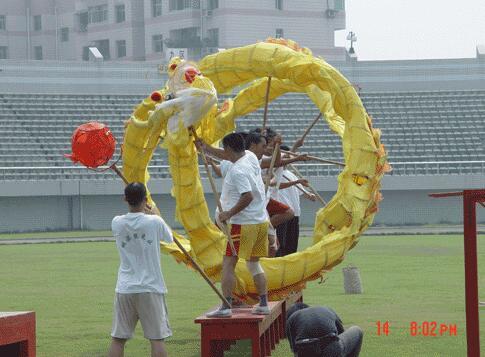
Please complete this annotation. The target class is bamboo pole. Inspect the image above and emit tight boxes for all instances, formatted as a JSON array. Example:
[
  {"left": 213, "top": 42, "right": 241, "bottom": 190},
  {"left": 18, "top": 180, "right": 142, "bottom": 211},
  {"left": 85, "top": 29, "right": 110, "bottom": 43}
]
[
  {"left": 109, "top": 157, "right": 231, "bottom": 307},
  {"left": 206, "top": 155, "right": 221, "bottom": 164},
  {"left": 171, "top": 236, "right": 231, "bottom": 307},
  {"left": 281, "top": 149, "right": 345, "bottom": 167},
  {"left": 298, "top": 112, "right": 322, "bottom": 143},
  {"left": 289, "top": 164, "right": 327, "bottom": 206},
  {"left": 110, "top": 163, "right": 129, "bottom": 185},
  {"left": 189, "top": 127, "right": 237, "bottom": 256},
  {"left": 265, "top": 142, "right": 280, "bottom": 193},
  {"left": 261, "top": 76, "right": 272, "bottom": 133},
  {"left": 282, "top": 174, "right": 310, "bottom": 195}
]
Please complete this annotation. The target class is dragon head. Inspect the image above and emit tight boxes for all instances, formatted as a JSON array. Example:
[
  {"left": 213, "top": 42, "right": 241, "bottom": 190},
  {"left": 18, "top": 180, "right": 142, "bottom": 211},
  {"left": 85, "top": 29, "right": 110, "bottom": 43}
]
[{"left": 166, "top": 57, "right": 216, "bottom": 96}]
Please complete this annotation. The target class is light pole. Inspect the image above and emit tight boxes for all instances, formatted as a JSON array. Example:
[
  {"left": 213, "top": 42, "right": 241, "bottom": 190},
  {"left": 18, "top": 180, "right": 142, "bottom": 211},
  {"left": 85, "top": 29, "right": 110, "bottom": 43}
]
[
  {"left": 347, "top": 31, "right": 357, "bottom": 54},
  {"left": 346, "top": 31, "right": 358, "bottom": 85}
]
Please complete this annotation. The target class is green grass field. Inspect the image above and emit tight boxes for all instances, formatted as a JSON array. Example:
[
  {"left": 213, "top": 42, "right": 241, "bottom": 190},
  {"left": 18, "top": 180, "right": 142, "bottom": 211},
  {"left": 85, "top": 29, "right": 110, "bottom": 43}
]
[{"left": 1, "top": 234, "right": 484, "bottom": 356}]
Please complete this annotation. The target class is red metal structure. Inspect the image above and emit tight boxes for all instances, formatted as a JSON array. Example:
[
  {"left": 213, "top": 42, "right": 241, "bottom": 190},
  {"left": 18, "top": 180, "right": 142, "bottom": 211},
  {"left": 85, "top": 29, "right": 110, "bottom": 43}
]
[{"left": 429, "top": 189, "right": 485, "bottom": 357}]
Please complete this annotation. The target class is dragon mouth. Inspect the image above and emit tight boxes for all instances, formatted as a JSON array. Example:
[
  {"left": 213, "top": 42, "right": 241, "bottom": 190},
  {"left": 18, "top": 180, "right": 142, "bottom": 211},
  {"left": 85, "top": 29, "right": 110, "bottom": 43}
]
[{"left": 184, "top": 67, "right": 200, "bottom": 84}]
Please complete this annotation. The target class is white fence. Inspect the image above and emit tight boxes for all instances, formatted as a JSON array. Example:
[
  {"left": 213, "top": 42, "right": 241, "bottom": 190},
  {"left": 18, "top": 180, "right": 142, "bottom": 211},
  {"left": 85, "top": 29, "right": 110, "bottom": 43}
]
[{"left": 0, "top": 161, "right": 484, "bottom": 181}]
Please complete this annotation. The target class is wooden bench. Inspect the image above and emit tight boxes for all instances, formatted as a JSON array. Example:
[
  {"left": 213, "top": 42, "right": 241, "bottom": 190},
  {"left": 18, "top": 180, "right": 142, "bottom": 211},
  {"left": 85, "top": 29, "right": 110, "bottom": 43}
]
[
  {"left": 195, "top": 292, "right": 302, "bottom": 357},
  {"left": 0, "top": 311, "right": 36, "bottom": 357}
]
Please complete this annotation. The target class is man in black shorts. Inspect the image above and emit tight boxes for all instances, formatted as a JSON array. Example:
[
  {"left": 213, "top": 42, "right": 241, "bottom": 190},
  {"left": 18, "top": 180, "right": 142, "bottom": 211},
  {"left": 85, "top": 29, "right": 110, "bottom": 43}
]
[{"left": 286, "top": 302, "right": 363, "bottom": 357}]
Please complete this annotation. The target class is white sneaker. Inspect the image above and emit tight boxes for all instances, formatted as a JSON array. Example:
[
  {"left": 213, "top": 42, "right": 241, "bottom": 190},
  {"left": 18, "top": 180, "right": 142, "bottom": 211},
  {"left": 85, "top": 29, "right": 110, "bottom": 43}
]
[
  {"left": 206, "top": 307, "right": 232, "bottom": 318},
  {"left": 252, "top": 305, "right": 270, "bottom": 315}
]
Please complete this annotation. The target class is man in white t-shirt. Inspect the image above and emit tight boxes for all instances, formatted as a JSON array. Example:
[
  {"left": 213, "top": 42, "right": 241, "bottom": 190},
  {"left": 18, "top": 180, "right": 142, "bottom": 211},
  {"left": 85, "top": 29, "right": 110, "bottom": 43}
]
[
  {"left": 273, "top": 146, "right": 317, "bottom": 256},
  {"left": 197, "top": 133, "right": 271, "bottom": 317},
  {"left": 208, "top": 132, "right": 310, "bottom": 256},
  {"left": 276, "top": 169, "right": 317, "bottom": 255},
  {"left": 251, "top": 129, "right": 313, "bottom": 254},
  {"left": 108, "top": 182, "right": 173, "bottom": 357},
  {"left": 208, "top": 133, "right": 279, "bottom": 256}
]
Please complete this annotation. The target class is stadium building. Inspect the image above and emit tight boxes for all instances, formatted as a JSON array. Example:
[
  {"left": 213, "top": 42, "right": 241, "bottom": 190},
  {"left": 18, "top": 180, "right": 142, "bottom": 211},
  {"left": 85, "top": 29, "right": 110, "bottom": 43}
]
[
  {"left": 0, "top": 0, "right": 346, "bottom": 62},
  {"left": 0, "top": 1, "right": 484, "bottom": 233}
]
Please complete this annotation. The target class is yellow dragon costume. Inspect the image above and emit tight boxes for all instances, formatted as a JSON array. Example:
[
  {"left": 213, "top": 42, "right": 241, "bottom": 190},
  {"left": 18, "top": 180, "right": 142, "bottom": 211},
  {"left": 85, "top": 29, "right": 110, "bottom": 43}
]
[{"left": 122, "top": 39, "right": 390, "bottom": 302}]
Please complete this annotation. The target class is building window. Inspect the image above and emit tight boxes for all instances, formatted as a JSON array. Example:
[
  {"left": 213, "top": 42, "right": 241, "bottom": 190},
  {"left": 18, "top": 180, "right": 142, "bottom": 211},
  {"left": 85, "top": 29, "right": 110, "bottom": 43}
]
[
  {"left": 276, "top": 28, "right": 284, "bottom": 38},
  {"left": 275, "top": 0, "right": 283, "bottom": 10},
  {"left": 34, "top": 46, "right": 43, "bottom": 60},
  {"left": 60, "top": 27, "right": 69, "bottom": 42},
  {"left": 152, "top": 34, "right": 163, "bottom": 53},
  {"left": 152, "top": 0, "right": 162, "bottom": 17},
  {"left": 168, "top": 27, "right": 199, "bottom": 48},
  {"left": 94, "top": 39, "right": 110, "bottom": 59},
  {"left": 208, "top": 0, "right": 218, "bottom": 10},
  {"left": 116, "top": 40, "right": 126, "bottom": 58},
  {"left": 34, "top": 15, "right": 42, "bottom": 31},
  {"left": 0, "top": 46, "right": 7, "bottom": 59},
  {"left": 88, "top": 5, "right": 108, "bottom": 24},
  {"left": 169, "top": 0, "right": 196, "bottom": 11},
  {"left": 82, "top": 46, "right": 90, "bottom": 61},
  {"left": 79, "top": 12, "right": 88, "bottom": 32},
  {"left": 207, "top": 28, "right": 219, "bottom": 47},
  {"left": 334, "top": 0, "right": 345, "bottom": 10},
  {"left": 115, "top": 4, "right": 125, "bottom": 22},
  {"left": 0, "top": 15, "right": 6, "bottom": 30}
]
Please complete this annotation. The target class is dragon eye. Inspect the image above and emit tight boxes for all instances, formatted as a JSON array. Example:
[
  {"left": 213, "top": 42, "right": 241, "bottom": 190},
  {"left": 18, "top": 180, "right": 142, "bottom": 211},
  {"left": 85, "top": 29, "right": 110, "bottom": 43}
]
[{"left": 150, "top": 91, "right": 162, "bottom": 102}]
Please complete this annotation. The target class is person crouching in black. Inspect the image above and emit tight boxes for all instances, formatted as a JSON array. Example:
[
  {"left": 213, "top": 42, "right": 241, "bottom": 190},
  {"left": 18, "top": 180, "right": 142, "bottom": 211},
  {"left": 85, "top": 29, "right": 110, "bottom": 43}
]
[{"left": 285, "top": 303, "right": 363, "bottom": 357}]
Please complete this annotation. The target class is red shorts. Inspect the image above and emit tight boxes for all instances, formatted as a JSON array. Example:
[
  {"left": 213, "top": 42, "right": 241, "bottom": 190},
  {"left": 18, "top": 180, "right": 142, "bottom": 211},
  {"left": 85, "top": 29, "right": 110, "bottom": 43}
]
[
  {"left": 266, "top": 198, "right": 290, "bottom": 216},
  {"left": 225, "top": 224, "right": 241, "bottom": 256}
]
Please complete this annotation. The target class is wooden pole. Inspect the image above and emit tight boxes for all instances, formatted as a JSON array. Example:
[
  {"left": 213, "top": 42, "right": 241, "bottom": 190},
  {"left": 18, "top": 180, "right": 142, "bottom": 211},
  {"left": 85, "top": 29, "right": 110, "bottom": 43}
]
[
  {"left": 298, "top": 112, "right": 322, "bottom": 143},
  {"left": 110, "top": 163, "right": 129, "bottom": 185},
  {"left": 109, "top": 160, "right": 231, "bottom": 307},
  {"left": 289, "top": 164, "right": 327, "bottom": 205},
  {"left": 171, "top": 235, "right": 231, "bottom": 307},
  {"left": 261, "top": 75, "right": 276, "bottom": 191},
  {"left": 282, "top": 174, "right": 310, "bottom": 195},
  {"left": 206, "top": 155, "right": 220, "bottom": 164},
  {"left": 189, "top": 127, "right": 238, "bottom": 256},
  {"left": 261, "top": 76, "right": 272, "bottom": 133},
  {"left": 281, "top": 149, "right": 345, "bottom": 167},
  {"left": 265, "top": 142, "right": 280, "bottom": 193}
]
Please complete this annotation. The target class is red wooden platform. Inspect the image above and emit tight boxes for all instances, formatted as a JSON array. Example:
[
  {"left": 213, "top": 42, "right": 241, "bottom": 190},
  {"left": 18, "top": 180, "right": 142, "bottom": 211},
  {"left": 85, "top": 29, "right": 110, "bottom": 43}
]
[
  {"left": 195, "top": 293, "right": 302, "bottom": 357},
  {"left": 0, "top": 311, "right": 36, "bottom": 357}
]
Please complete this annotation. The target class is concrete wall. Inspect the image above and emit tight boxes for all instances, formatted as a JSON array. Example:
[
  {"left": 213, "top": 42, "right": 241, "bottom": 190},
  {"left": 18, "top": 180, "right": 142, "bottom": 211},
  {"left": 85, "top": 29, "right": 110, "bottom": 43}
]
[
  {"left": 1, "top": 55, "right": 484, "bottom": 94},
  {"left": 0, "top": 59, "right": 166, "bottom": 94},
  {"left": 345, "top": 58, "right": 485, "bottom": 92},
  {"left": 1, "top": 174, "right": 483, "bottom": 233}
]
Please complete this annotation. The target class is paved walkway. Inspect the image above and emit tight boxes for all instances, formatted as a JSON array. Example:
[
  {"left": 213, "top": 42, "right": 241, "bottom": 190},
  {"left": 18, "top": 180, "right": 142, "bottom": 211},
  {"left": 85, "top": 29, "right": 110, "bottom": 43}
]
[
  {"left": 302, "top": 225, "right": 485, "bottom": 237},
  {"left": 0, "top": 236, "right": 115, "bottom": 245},
  {"left": 1, "top": 225, "right": 483, "bottom": 245}
]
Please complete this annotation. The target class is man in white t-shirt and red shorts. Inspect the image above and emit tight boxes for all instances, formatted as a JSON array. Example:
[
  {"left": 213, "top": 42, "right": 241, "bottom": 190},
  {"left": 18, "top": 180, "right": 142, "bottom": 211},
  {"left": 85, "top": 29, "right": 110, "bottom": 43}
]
[
  {"left": 109, "top": 182, "right": 174, "bottom": 357},
  {"left": 198, "top": 133, "right": 271, "bottom": 317},
  {"left": 208, "top": 132, "right": 310, "bottom": 256}
]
